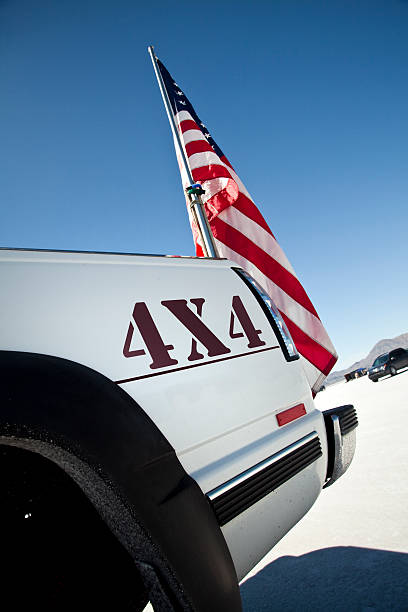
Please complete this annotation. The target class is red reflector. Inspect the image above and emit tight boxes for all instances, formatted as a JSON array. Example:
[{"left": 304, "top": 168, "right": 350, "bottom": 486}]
[{"left": 276, "top": 403, "right": 306, "bottom": 427}]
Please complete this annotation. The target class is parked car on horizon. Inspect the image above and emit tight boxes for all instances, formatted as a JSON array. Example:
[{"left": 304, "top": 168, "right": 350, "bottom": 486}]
[
  {"left": 344, "top": 367, "right": 367, "bottom": 382},
  {"left": 368, "top": 347, "right": 408, "bottom": 382}
]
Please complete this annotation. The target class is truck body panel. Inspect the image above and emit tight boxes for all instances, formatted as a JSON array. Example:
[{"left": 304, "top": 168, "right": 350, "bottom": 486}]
[{"left": 0, "top": 248, "right": 354, "bottom": 588}]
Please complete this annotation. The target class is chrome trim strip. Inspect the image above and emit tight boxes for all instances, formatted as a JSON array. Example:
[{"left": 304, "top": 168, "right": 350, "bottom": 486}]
[
  {"left": 207, "top": 431, "right": 319, "bottom": 501},
  {"left": 332, "top": 415, "right": 342, "bottom": 466},
  {"left": 324, "top": 413, "right": 357, "bottom": 488}
]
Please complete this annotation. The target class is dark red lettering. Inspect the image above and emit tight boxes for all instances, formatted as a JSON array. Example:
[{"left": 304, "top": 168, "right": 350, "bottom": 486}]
[
  {"left": 230, "top": 296, "right": 265, "bottom": 348},
  {"left": 123, "top": 323, "right": 146, "bottom": 358},
  {"left": 229, "top": 312, "right": 244, "bottom": 339},
  {"left": 123, "top": 302, "right": 178, "bottom": 369},
  {"left": 188, "top": 298, "right": 205, "bottom": 361},
  {"left": 161, "top": 299, "right": 231, "bottom": 359}
]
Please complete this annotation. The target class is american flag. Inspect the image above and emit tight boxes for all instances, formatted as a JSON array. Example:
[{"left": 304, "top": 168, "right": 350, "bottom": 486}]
[{"left": 155, "top": 57, "right": 337, "bottom": 392}]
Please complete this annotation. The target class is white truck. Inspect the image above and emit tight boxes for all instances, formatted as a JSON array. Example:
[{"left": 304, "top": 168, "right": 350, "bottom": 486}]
[{"left": 0, "top": 248, "right": 357, "bottom": 611}]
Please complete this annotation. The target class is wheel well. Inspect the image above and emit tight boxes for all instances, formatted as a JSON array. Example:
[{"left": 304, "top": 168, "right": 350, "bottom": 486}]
[
  {"left": 0, "top": 351, "right": 242, "bottom": 611},
  {"left": 0, "top": 444, "right": 148, "bottom": 610}
]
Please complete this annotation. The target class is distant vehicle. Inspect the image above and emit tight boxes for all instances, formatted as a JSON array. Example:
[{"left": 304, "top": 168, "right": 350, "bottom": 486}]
[
  {"left": 368, "top": 348, "right": 408, "bottom": 382},
  {"left": 344, "top": 367, "right": 366, "bottom": 382}
]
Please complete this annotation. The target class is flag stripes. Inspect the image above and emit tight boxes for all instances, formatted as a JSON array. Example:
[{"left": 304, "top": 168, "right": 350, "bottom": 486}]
[
  {"left": 281, "top": 313, "right": 338, "bottom": 376},
  {"left": 217, "top": 206, "right": 295, "bottom": 275},
  {"left": 156, "top": 58, "right": 337, "bottom": 391},
  {"left": 219, "top": 190, "right": 275, "bottom": 236},
  {"left": 211, "top": 217, "right": 319, "bottom": 318},
  {"left": 213, "top": 239, "right": 336, "bottom": 356}
]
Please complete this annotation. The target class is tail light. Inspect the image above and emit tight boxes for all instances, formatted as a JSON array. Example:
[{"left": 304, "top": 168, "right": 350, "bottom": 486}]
[{"left": 233, "top": 267, "right": 299, "bottom": 362}]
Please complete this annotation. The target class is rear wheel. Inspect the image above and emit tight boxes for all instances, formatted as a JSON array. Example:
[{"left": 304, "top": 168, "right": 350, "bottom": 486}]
[{"left": 1, "top": 446, "right": 149, "bottom": 611}]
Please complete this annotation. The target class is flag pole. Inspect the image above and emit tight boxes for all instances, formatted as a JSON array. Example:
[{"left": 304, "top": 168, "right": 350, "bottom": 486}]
[{"left": 147, "top": 45, "right": 219, "bottom": 258}]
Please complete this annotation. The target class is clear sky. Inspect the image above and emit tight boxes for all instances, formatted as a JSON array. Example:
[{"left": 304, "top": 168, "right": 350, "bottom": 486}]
[{"left": 1, "top": 0, "right": 407, "bottom": 371}]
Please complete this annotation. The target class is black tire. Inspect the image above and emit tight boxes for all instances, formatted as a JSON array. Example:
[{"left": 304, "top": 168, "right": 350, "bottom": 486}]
[
  {"left": 390, "top": 366, "right": 397, "bottom": 376},
  {"left": 1, "top": 446, "right": 149, "bottom": 611}
]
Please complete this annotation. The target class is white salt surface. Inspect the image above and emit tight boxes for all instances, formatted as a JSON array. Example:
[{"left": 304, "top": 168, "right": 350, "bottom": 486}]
[{"left": 240, "top": 370, "right": 408, "bottom": 611}]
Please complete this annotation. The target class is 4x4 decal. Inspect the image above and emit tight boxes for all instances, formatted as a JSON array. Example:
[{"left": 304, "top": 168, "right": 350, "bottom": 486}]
[
  {"left": 162, "top": 298, "right": 231, "bottom": 362},
  {"left": 119, "top": 295, "right": 278, "bottom": 383}
]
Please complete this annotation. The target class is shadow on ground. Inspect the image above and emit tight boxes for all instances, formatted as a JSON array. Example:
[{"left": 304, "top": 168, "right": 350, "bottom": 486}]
[{"left": 240, "top": 546, "right": 408, "bottom": 611}]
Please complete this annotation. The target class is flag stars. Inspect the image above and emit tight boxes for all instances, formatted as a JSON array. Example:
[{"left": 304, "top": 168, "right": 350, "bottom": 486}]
[
  {"left": 176, "top": 90, "right": 184, "bottom": 96},
  {"left": 179, "top": 100, "right": 186, "bottom": 105}
]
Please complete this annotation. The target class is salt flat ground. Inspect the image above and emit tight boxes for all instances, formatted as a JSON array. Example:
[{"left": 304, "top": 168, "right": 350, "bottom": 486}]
[{"left": 240, "top": 370, "right": 408, "bottom": 611}]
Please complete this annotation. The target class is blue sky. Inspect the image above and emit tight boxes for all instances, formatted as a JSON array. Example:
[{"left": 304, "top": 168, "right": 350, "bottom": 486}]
[{"left": 1, "top": 0, "right": 407, "bottom": 371}]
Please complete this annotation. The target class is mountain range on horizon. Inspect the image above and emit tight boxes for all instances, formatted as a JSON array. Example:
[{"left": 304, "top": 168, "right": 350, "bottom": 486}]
[{"left": 326, "top": 332, "right": 408, "bottom": 385}]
